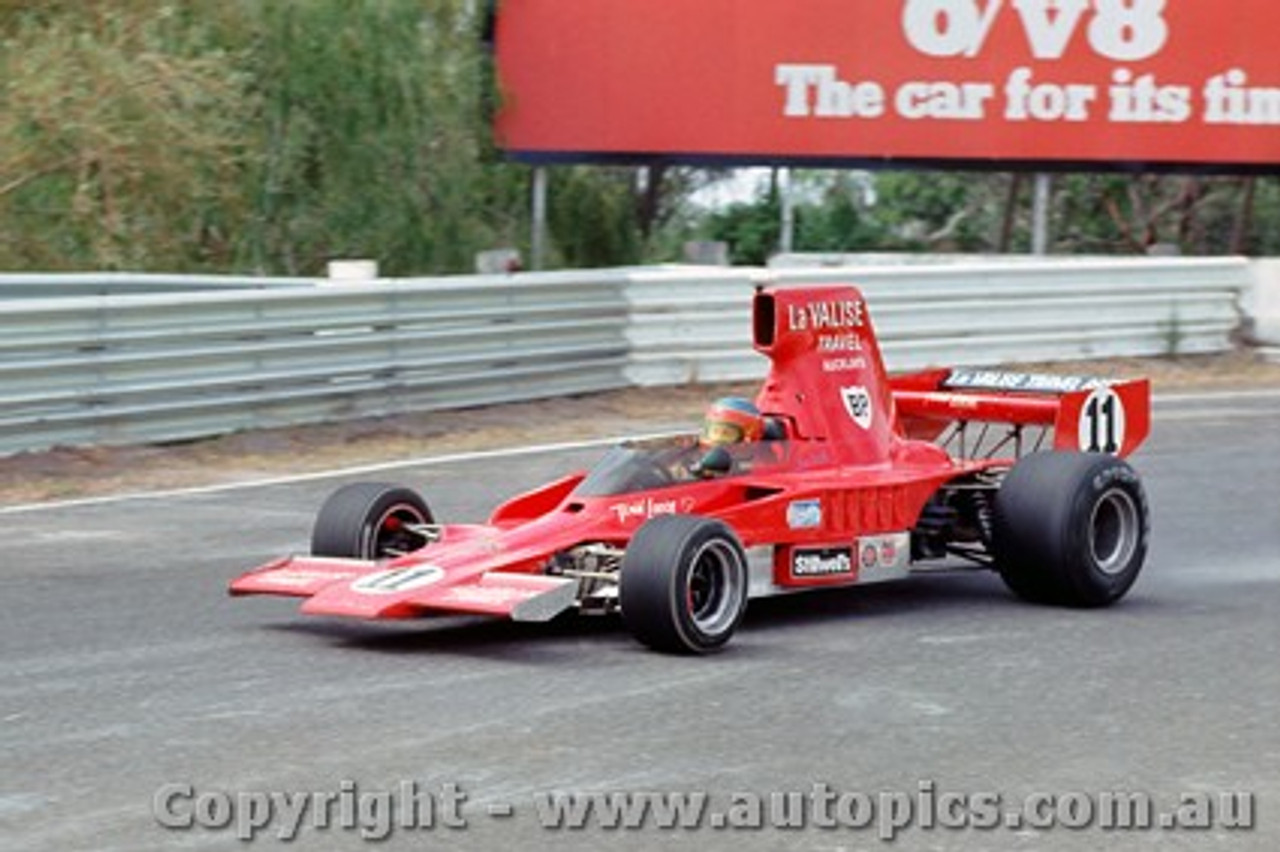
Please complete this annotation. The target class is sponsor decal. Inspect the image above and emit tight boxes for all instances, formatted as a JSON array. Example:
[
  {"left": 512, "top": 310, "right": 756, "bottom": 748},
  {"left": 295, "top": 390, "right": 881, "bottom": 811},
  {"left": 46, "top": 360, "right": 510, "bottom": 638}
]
[
  {"left": 857, "top": 533, "right": 912, "bottom": 573},
  {"left": 786, "top": 499, "right": 823, "bottom": 530},
  {"left": 350, "top": 565, "right": 445, "bottom": 595},
  {"left": 818, "top": 332, "right": 863, "bottom": 352},
  {"left": 267, "top": 569, "right": 360, "bottom": 588},
  {"left": 470, "top": 538, "right": 505, "bottom": 556},
  {"left": 1077, "top": 386, "right": 1127, "bottom": 454},
  {"left": 441, "top": 585, "right": 526, "bottom": 607},
  {"left": 841, "top": 386, "right": 874, "bottom": 430},
  {"left": 786, "top": 299, "right": 865, "bottom": 332},
  {"left": 860, "top": 543, "right": 878, "bottom": 570},
  {"left": 922, "top": 391, "right": 980, "bottom": 411},
  {"left": 945, "top": 370, "right": 1104, "bottom": 393},
  {"left": 609, "top": 496, "right": 693, "bottom": 524},
  {"left": 792, "top": 547, "right": 854, "bottom": 577},
  {"left": 822, "top": 356, "right": 868, "bottom": 373}
]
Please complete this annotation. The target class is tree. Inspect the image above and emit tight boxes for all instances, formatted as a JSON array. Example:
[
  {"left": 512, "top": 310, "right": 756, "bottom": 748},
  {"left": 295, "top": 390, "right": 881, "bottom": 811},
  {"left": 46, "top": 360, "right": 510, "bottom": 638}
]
[
  {"left": 547, "top": 167, "right": 642, "bottom": 268},
  {"left": 1052, "top": 174, "right": 1267, "bottom": 255},
  {"left": 0, "top": 2, "right": 252, "bottom": 270},
  {"left": 704, "top": 187, "right": 782, "bottom": 266},
  {"left": 0, "top": 0, "right": 531, "bottom": 275},
  {"left": 237, "top": 0, "right": 527, "bottom": 275},
  {"left": 790, "top": 172, "right": 886, "bottom": 253}
]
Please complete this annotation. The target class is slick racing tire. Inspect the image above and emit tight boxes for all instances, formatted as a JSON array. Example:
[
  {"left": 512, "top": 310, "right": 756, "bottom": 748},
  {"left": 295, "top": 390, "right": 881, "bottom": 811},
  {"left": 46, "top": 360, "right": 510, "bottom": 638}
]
[
  {"left": 620, "top": 515, "right": 749, "bottom": 654},
  {"left": 310, "top": 482, "right": 435, "bottom": 561},
  {"left": 993, "top": 452, "right": 1149, "bottom": 607}
]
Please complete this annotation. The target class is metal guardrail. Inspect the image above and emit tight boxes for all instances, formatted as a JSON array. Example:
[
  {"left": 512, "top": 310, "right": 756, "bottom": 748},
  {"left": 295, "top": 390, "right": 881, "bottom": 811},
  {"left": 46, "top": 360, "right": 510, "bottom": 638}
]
[
  {"left": 0, "top": 272, "right": 631, "bottom": 454},
  {"left": 625, "top": 259, "right": 1248, "bottom": 385},
  {"left": 0, "top": 272, "right": 313, "bottom": 298},
  {"left": 0, "top": 259, "right": 1251, "bottom": 455}
]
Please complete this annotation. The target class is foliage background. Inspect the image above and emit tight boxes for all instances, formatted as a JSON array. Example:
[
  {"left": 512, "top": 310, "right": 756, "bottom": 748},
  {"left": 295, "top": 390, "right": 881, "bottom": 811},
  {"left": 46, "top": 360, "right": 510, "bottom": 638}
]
[{"left": 1, "top": 2, "right": 1275, "bottom": 275}]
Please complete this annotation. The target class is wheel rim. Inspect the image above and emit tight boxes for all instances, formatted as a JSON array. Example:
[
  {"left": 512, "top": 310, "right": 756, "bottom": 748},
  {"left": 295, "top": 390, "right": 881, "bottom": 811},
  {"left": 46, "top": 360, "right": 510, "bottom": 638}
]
[
  {"left": 1089, "top": 487, "right": 1140, "bottom": 576},
  {"left": 367, "top": 503, "right": 429, "bottom": 559},
  {"left": 685, "top": 540, "right": 745, "bottom": 635}
]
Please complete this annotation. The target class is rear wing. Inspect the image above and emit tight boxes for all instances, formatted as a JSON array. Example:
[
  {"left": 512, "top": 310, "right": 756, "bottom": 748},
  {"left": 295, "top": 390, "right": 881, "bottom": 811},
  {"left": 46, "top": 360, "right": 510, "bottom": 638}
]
[{"left": 890, "top": 369, "right": 1150, "bottom": 460}]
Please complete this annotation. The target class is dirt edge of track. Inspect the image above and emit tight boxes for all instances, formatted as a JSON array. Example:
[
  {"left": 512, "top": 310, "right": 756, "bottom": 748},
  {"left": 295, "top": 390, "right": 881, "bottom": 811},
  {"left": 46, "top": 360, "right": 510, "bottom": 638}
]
[{"left": 3, "top": 350, "right": 1278, "bottom": 506}]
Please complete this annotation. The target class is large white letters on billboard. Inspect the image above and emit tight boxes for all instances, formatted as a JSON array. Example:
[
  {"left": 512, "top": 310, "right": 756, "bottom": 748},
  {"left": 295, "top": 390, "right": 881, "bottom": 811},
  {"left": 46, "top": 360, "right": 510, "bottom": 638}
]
[{"left": 779, "top": 1, "right": 1268, "bottom": 128}]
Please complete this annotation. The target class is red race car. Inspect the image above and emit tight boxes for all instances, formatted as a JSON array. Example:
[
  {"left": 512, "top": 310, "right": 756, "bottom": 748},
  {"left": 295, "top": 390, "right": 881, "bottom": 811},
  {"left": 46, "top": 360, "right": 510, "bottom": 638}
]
[{"left": 230, "top": 284, "right": 1151, "bottom": 654}]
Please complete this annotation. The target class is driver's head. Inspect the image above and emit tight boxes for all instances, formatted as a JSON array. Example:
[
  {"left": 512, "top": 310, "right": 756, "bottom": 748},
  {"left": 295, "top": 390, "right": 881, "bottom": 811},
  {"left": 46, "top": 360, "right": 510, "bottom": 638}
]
[{"left": 700, "top": 397, "right": 764, "bottom": 446}]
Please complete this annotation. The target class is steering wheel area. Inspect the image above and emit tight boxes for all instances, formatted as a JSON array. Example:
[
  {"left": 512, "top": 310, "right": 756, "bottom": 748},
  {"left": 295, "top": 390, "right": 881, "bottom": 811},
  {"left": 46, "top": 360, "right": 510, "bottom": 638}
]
[{"left": 625, "top": 459, "right": 678, "bottom": 492}]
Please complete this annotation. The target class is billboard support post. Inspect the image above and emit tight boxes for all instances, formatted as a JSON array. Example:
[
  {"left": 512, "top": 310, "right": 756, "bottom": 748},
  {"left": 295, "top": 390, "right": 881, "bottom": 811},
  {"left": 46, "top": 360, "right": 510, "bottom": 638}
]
[
  {"left": 779, "top": 168, "right": 795, "bottom": 256},
  {"left": 531, "top": 166, "right": 548, "bottom": 271},
  {"left": 1032, "top": 173, "right": 1052, "bottom": 255}
]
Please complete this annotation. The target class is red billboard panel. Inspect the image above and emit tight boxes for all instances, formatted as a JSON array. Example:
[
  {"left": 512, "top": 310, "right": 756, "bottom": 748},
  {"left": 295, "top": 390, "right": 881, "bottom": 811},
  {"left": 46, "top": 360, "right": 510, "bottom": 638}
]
[{"left": 494, "top": 1, "right": 1280, "bottom": 170}]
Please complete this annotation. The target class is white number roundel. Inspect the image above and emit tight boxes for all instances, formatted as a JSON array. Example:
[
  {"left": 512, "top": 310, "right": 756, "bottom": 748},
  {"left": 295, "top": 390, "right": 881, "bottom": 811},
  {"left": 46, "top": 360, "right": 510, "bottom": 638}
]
[{"left": 1077, "top": 387, "right": 1126, "bottom": 455}]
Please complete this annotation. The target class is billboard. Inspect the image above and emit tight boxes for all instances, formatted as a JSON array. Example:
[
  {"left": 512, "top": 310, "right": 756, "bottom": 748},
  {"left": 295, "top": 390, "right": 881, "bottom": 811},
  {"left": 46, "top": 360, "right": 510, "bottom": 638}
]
[{"left": 494, "top": 1, "right": 1280, "bottom": 171}]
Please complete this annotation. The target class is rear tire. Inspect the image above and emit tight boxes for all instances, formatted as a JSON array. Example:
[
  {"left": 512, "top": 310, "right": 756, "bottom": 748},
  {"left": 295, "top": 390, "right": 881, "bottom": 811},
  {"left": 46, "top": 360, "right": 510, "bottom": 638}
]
[
  {"left": 620, "top": 516, "right": 749, "bottom": 654},
  {"left": 311, "top": 482, "right": 434, "bottom": 560},
  {"left": 993, "top": 452, "right": 1149, "bottom": 607}
]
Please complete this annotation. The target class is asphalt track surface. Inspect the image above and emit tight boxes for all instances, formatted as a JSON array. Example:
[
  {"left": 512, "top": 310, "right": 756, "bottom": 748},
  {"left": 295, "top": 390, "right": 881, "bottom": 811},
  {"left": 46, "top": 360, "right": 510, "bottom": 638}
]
[{"left": 2, "top": 390, "right": 1278, "bottom": 852}]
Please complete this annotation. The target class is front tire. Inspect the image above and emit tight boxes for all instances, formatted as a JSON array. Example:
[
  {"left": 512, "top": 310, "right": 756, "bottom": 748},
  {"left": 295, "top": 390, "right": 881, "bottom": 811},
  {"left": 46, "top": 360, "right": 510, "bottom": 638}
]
[
  {"left": 620, "top": 516, "right": 749, "bottom": 654},
  {"left": 310, "top": 482, "right": 434, "bottom": 560},
  {"left": 993, "top": 452, "right": 1149, "bottom": 607}
]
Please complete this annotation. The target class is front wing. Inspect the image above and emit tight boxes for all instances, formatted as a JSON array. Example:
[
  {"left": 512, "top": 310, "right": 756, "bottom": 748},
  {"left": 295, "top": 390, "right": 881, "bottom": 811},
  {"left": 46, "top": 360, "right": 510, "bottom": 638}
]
[{"left": 229, "top": 556, "right": 578, "bottom": 622}]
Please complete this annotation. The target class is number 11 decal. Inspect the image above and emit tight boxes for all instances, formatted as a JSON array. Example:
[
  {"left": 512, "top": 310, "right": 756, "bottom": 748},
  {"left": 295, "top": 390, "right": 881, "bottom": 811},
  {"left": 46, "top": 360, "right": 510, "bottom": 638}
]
[{"left": 1078, "top": 387, "right": 1127, "bottom": 455}]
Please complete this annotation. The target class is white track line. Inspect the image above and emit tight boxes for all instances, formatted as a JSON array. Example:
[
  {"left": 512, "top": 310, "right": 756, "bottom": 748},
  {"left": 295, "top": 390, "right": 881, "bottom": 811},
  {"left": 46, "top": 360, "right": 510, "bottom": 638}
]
[
  {"left": 2, "top": 387, "right": 1278, "bottom": 515},
  {"left": 1153, "top": 387, "right": 1280, "bottom": 405},
  {"left": 0, "top": 431, "right": 680, "bottom": 516}
]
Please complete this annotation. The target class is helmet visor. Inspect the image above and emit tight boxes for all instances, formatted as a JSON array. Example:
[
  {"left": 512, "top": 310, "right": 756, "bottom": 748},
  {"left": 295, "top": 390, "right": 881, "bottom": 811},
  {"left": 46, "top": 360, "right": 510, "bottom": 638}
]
[{"left": 701, "top": 420, "right": 745, "bottom": 446}]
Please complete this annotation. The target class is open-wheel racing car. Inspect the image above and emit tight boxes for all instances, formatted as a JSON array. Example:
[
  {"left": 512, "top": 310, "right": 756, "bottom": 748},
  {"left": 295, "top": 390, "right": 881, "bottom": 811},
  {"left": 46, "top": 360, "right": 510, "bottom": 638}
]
[{"left": 230, "top": 284, "right": 1152, "bottom": 654}]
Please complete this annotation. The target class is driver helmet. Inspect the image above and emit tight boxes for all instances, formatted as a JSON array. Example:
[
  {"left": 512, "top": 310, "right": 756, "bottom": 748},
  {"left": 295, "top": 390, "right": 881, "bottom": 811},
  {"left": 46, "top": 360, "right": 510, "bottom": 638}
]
[{"left": 700, "top": 397, "right": 764, "bottom": 446}]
